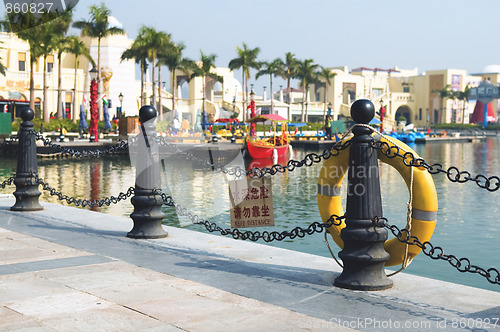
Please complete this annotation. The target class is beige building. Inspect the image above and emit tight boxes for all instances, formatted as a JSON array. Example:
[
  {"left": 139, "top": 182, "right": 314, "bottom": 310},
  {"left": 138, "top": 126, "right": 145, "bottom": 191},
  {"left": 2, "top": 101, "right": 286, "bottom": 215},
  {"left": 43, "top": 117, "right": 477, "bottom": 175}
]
[
  {"left": 305, "top": 66, "right": 488, "bottom": 130},
  {"left": 1, "top": 25, "right": 496, "bottom": 130},
  {"left": 0, "top": 29, "right": 137, "bottom": 122}
]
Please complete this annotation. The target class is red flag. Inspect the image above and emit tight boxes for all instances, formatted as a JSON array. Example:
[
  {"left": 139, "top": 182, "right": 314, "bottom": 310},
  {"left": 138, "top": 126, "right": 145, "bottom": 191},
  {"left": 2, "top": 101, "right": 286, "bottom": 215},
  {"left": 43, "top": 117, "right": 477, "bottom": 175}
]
[{"left": 294, "top": 127, "right": 298, "bottom": 135}]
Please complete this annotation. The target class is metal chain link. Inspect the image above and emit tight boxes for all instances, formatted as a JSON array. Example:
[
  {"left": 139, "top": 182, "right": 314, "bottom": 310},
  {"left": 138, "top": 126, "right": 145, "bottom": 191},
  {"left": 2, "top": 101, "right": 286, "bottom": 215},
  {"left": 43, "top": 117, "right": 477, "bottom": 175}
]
[
  {"left": 153, "top": 188, "right": 344, "bottom": 242},
  {"left": 247, "top": 143, "right": 350, "bottom": 178},
  {"left": 0, "top": 176, "right": 15, "bottom": 189},
  {"left": 0, "top": 135, "right": 18, "bottom": 147},
  {"left": 33, "top": 174, "right": 135, "bottom": 208},
  {"left": 31, "top": 130, "right": 128, "bottom": 158},
  {"left": 372, "top": 139, "right": 500, "bottom": 192},
  {"left": 157, "top": 136, "right": 248, "bottom": 177},
  {"left": 157, "top": 135, "right": 352, "bottom": 178},
  {"left": 376, "top": 216, "right": 500, "bottom": 285}
]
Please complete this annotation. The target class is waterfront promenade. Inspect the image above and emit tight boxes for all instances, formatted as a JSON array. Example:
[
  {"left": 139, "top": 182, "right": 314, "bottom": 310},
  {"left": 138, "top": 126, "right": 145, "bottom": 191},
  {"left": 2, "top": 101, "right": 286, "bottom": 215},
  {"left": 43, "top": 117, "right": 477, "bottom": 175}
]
[{"left": 1, "top": 195, "right": 499, "bottom": 331}]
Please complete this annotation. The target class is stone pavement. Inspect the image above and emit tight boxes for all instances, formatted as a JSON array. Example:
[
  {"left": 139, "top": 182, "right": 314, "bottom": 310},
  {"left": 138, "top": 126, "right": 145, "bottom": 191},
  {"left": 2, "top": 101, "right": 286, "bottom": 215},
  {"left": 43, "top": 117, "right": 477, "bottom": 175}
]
[{"left": 0, "top": 195, "right": 499, "bottom": 331}]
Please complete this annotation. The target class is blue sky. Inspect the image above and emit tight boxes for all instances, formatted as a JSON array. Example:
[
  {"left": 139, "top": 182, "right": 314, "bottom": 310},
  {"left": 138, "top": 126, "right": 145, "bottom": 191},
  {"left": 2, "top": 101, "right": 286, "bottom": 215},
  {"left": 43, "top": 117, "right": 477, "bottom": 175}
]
[{"left": 69, "top": 0, "right": 500, "bottom": 91}]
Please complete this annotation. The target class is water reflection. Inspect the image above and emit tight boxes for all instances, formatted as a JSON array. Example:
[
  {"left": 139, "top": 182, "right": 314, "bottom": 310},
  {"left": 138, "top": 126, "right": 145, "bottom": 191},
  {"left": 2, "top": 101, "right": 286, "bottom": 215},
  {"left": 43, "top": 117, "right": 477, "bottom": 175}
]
[{"left": 0, "top": 138, "right": 498, "bottom": 291}]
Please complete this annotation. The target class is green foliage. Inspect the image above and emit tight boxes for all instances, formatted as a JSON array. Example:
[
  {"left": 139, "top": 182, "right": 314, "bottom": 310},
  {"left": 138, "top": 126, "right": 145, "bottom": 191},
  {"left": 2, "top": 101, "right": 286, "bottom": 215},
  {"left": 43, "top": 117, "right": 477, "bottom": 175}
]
[
  {"left": 29, "top": 118, "right": 79, "bottom": 132},
  {"left": 432, "top": 123, "right": 500, "bottom": 131},
  {"left": 155, "top": 120, "right": 171, "bottom": 133}
]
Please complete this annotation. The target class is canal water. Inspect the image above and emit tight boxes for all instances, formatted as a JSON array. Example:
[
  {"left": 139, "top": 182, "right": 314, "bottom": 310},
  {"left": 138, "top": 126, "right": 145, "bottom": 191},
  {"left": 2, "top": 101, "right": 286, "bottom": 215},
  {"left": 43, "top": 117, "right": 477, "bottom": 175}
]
[{"left": 0, "top": 137, "right": 499, "bottom": 292}]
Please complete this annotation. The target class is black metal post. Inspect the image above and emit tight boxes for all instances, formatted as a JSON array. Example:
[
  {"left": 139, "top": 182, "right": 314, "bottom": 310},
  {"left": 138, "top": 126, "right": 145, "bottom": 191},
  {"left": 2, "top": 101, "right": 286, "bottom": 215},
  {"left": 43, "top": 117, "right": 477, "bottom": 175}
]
[
  {"left": 127, "top": 105, "right": 168, "bottom": 239},
  {"left": 11, "top": 108, "right": 43, "bottom": 211},
  {"left": 59, "top": 124, "right": 65, "bottom": 142},
  {"left": 334, "top": 99, "right": 393, "bottom": 291}
]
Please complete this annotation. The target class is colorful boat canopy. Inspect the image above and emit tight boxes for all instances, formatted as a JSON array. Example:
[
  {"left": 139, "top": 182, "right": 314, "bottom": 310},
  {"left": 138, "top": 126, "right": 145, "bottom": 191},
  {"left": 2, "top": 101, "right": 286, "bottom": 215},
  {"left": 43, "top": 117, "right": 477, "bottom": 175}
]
[{"left": 246, "top": 114, "right": 288, "bottom": 123}]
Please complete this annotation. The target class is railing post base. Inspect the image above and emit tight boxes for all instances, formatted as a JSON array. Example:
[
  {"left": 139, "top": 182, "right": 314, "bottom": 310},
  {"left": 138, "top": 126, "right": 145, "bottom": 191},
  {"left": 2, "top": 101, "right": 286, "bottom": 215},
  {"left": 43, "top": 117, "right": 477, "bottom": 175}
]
[
  {"left": 127, "top": 189, "right": 167, "bottom": 239},
  {"left": 11, "top": 175, "right": 43, "bottom": 211}
]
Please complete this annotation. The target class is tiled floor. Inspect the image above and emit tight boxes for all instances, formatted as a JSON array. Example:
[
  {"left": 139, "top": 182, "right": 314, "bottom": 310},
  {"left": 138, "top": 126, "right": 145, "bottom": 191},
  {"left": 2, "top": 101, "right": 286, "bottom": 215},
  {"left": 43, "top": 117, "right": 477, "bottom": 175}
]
[{"left": 0, "top": 228, "right": 347, "bottom": 331}]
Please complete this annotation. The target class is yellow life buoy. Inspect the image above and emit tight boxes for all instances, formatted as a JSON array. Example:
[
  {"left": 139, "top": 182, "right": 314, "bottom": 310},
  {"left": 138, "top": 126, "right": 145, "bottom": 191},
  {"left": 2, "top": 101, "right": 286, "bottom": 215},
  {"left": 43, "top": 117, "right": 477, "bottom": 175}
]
[{"left": 317, "top": 134, "right": 438, "bottom": 267}]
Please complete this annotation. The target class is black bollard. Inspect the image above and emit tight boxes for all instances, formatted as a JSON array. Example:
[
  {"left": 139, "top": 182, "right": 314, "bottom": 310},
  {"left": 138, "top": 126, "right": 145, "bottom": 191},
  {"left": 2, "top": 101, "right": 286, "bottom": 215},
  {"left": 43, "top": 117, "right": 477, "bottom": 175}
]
[
  {"left": 11, "top": 108, "right": 43, "bottom": 211},
  {"left": 127, "top": 105, "right": 168, "bottom": 239},
  {"left": 334, "top": 99, "right": 393, "bottom": 291},
  {"left": 59, "top": 124, "right": 65, "bottom": 142}
]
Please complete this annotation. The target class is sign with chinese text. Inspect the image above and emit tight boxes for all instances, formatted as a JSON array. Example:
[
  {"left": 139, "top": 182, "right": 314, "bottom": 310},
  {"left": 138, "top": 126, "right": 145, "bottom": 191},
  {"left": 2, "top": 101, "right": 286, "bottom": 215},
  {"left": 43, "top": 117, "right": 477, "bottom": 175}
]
[
  {"left": 469, "top": 80, "right": 500, "bottom": 104},
  {"left": 229, "top": 177, "right": 274, "bottom": 228}
]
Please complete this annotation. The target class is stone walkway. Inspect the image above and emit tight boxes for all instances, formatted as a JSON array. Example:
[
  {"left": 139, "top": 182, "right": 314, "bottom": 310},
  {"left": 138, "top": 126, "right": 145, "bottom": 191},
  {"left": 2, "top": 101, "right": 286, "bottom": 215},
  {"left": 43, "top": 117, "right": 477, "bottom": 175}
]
[{"left": 1, "top": 196, "right": 499, "bottom": 331}]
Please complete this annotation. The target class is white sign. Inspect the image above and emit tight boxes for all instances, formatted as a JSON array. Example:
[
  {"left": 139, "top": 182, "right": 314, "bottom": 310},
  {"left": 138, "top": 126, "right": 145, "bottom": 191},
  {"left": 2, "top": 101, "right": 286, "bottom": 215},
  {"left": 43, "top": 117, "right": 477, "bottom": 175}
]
[{"left": 229, "top": 177, "right": 274, "bottom": 228}]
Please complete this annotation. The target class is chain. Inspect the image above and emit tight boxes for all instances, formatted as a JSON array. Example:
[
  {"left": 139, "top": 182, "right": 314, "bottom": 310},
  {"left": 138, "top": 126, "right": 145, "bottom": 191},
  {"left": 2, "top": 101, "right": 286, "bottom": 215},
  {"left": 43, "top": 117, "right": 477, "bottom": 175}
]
[
  {"left": 153, "top": 188, "right": 344, "bottom": 242},
  {"left": 0, "top": 135, "right": 18, "bottom": 147},
  {"left": 377, "top": 216, "right": 500, "bottom": 285},
  {"left": 32, "top": 174, "right": 135, "bottom": 208},
  {"left": 157, "top": 136, "right": 248, "bottom": 177},
  {"left": 372, "top": 139, "right": 500, "bottom": 192},
  {"left": 157, "top": 134, "right": 351, "bottom": 179},
  {"left": 31, "top": 130, "right": 128, "bottom": 158},
  {"left": 0, "top": 176, "right": 15, "bottom": 189},
  {"left": 247, "top": 143, "right": 350, "bottom": 178}
]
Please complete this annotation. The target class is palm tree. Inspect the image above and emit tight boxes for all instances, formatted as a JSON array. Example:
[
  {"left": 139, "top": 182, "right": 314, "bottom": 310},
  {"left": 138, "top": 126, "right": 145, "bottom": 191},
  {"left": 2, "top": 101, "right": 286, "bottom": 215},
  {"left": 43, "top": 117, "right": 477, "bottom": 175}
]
[
  {"left": 121, "top": 37, "right": 149, "bottom": 107},
  {"left": 0, "top": 41, "right": 6, "bottom": 76},
  {"left": 317, "top": 66, "right": 336, "bottom": 119},
  {"left": 2, "top": 12, "right": 44, "bottom": 111},
  {"left": 256, "top": 58, "right": 283, "bottom": 115},
  {"left": 65, "top": 36, "right": 95, "bottom": 122},
  {"left": 157, "top": 41, "right": 195, "bottom": 114},
  {"left": 154, "top": 34, "right": 176, "bottom": 114},
  {"left": 228, "top": 43, "right": 260, "bottom": 121},
  {"left": 53, "top": 10, "right": 73, "bottom": 119},
  {"left": 279, "top": 52, "right": 298, "bottom": 120},
  {"left": 134, "top": 26, "right": 171, "bottom": 109},
  {"left": 295, "top": 59, "right": 319, "bottom": 122},
  {"left": 73, "top": 2, "right": 125, "bottom": 116},
  {"left": 451, "top": 84, "right": 470, "bottom": 124},
  {"left": 190, "top": 51, "right": 219, "bottom": 114},
  {"left": 433, "top": 85, "right": 452, "bottom": 124},
  {"left": 38, "top": 18, "right": 69, "bottom": 122}
]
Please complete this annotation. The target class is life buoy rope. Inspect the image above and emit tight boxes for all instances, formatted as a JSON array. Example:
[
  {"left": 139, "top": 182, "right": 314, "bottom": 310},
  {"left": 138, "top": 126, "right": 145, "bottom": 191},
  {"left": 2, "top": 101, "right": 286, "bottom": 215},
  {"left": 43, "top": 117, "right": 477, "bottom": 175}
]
[{"left": 317, "top": 132, "right": 438, "bottom": 267}]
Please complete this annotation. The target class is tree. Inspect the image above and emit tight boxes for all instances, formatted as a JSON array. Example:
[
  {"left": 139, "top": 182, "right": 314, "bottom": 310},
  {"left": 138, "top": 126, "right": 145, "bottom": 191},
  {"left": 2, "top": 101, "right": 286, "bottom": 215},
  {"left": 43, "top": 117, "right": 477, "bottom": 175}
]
[
  {"left": 190, "top": 51, "right": 220, "bottom": 115},
  {"left": 121, "top": 37, "right": 149, "bottom": 107},
  {"left": 228, "top": 43, "right": 260, "bottom": 121},
  {"left": 256, "top": 58, "right": 283, "bottom": 115},
  {"left": 153, "top": 33, "right": 176, "bottom": 114},
  {"left": 0, "top": 41, "right": 6, "bottom": 76},
  {"left": 2, "top": 12, "right": 45, "bottom": 111},
  {"left": 133, "top": 26, "right": 171, "bottom": 110},
  {"left": 317, "top": 66, "right": 336, "bottom": 119},
  {"left": 38, "top": 17, "right": 71, "bottom": 122},
  {"left": 295, "top": 59, "right": 319, "bottom": 122},
  {"left": 432, "top": 84, "right": 452, "bottom": 123},
  {"left": 73, "top": 2, "right": 125, "bottom": 116},
  {"left": 65, "top": 36, "right": 95, "bottom": 122},
  {"left": 278, "top": 52, "right": 298, "bottom": 120},
  {"left": 53, "top": 10, "right": 73, "bottom": 119},
  {"left": 157, "top": 41, "right": 195, "bottom": 114},
  {"left": 451, "top": 84, "right": 470, "bottom": 124}
]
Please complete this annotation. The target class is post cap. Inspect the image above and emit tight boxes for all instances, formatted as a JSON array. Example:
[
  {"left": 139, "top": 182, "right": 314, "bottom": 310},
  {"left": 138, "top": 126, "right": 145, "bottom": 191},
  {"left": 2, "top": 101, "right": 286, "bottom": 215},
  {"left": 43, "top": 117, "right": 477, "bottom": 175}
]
[
  {"left": 20, "top": 107, "right": 34, "bottom": 122},
  {"left": 139, "top": 105, "right": 157, "bottom": 123},
  {"left": 351, "top": 99, "right": 375, "bottom": 124}
]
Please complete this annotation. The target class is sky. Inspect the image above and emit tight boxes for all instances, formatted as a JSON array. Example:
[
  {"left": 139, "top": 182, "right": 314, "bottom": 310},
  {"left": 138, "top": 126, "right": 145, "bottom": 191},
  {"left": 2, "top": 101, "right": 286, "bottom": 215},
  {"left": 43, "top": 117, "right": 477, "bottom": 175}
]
[{"left": 22, "top": 0, "right": 500, "bottom": 93}]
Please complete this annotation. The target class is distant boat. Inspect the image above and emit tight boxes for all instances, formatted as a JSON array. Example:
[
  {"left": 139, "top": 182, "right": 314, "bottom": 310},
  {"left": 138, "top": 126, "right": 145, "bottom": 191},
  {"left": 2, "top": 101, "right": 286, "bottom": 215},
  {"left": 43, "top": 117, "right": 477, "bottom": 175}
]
[{"left": 245, "top": 114, "right": 291, "bottom": 159}]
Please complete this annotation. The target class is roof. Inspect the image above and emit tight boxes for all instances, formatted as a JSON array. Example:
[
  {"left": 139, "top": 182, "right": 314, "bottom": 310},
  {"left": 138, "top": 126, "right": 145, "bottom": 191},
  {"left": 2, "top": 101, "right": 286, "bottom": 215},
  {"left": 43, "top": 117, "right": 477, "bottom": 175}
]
[
  {"left": 246, "top": 114, "right": 288, "bottom": 123},
  {"left": 351, "top": 67, "right": 401, "bottom": 73}
]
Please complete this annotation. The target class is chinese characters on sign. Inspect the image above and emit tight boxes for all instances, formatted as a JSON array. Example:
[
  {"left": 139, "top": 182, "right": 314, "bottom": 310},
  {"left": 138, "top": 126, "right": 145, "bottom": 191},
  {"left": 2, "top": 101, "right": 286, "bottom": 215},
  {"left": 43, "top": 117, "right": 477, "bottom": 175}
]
[
  {"left": 469, "top": 80, "right": 500, "bottom": 105},
  {"left": 229, "top": 177, "right": 274, "bottom": 228}
]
